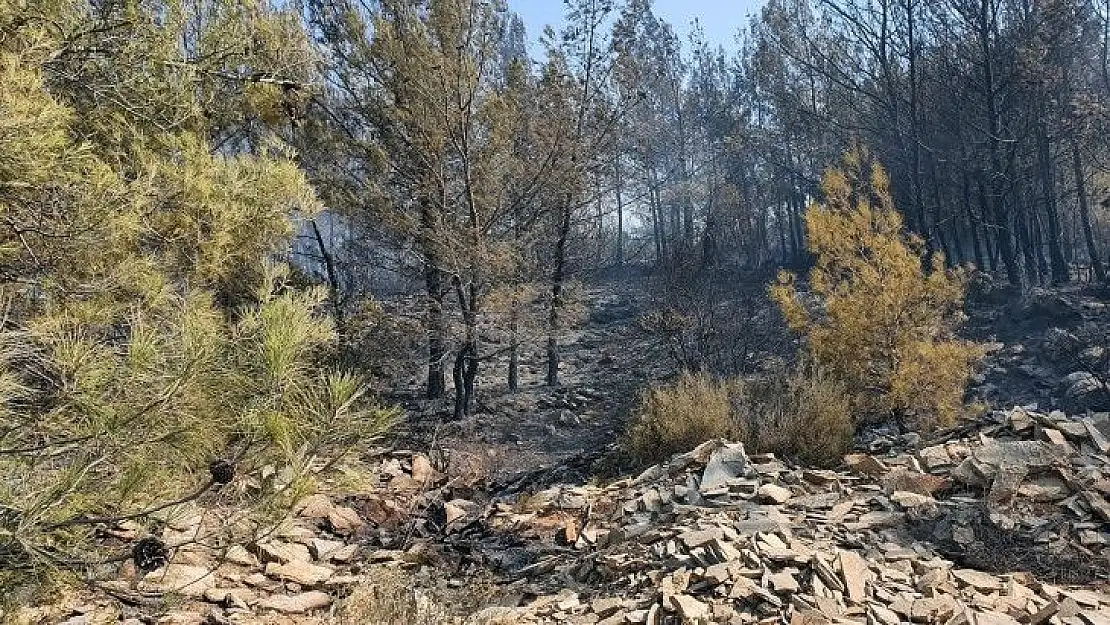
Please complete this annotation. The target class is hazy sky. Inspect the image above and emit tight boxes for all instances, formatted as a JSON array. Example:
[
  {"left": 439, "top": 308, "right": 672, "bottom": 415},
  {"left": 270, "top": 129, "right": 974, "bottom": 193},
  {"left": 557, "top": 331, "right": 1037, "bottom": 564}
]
[{"left": 509, "top": 0, "right": 766, "bottom": 55}]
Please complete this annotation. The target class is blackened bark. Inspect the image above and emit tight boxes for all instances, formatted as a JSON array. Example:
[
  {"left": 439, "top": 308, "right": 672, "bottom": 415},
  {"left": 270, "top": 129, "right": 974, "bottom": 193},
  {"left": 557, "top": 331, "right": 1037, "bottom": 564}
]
[
  {"left": 547, "top": 197, "right": 571, "bottom": 387},
  {"left": 310, "top": 219, "right": 344, "bottom": 333},
  {"left": 1073, "top": 140, "right": 1106, "bottom": 282},
  {"left": 1037, "top": 115, "right": 1069, "bottom": 283},
  {"left": 425, "top": 267, "right": 447, "bottom": 400},
  {"left": 963, "top": 167, "right": 986, "bottom": 270}
]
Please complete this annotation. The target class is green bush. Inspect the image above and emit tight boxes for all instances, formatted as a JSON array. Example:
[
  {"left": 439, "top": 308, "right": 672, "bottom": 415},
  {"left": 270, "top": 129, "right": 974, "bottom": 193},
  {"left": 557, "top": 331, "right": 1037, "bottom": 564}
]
[{"left": 0, "top": 1, "right": 397, "bottom": 599}]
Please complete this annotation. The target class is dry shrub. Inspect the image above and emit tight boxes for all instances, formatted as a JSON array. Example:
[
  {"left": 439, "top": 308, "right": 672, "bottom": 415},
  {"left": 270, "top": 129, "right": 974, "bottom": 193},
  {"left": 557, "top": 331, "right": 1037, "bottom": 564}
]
[
  {"left": 333, "top": 566, "right": 518, "bottom": 625},
  {"left": 642, "top": 266, "right": 789, "bottom": 376},
  {"left": 736, "top": 368, "right": 854, "bottom": 467},
  {"left": 334, "top": 573, "right": 453, "bottom": 625},
  {"left": 624, "top": 372, "right": 741, "bottom": 465},
  {"left": 624, "top": 368, "right": 853, "bottom": 468}
]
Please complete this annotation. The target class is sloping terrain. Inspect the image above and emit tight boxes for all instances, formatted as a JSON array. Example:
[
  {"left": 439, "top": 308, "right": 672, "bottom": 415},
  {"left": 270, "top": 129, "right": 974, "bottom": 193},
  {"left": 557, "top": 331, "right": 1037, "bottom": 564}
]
[{"left": 11, "top": 284, "right": 1110, "bottom": 625}]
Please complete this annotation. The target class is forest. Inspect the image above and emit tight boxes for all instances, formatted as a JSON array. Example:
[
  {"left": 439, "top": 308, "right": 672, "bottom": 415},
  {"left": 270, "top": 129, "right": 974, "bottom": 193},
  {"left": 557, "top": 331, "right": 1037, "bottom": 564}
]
[{"left": 3, "top": 0, "right": 1110, "bottom": 622}]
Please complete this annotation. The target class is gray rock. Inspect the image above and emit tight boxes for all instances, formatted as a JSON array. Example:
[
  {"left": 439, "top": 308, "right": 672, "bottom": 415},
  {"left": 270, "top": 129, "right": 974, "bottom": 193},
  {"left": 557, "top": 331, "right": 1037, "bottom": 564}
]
[{"left": 700, "top": 443, "right": 749, "bottom": 493}]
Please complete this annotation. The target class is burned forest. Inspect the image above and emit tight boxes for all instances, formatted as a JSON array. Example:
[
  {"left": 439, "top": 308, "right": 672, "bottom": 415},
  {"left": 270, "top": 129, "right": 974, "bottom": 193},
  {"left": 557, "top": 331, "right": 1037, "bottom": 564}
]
[{"left": 3, "top": 0, "right": 1110, "bottom": 622}]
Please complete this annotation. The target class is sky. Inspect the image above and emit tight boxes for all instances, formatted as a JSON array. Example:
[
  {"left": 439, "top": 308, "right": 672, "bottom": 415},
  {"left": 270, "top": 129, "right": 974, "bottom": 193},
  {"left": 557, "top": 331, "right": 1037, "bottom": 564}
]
[{"left": 509, "top": 0, "right": 766, "bottom": 56}]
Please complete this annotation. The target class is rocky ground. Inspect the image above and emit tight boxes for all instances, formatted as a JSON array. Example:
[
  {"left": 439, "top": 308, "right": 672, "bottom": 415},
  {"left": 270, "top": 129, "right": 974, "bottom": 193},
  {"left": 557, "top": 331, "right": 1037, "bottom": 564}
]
[
  {"left": 384, "top": 278, "right": 669, "bottom": 487},
  {"left": 10, "top": 280, "right": 1110, "bottom": 624}
]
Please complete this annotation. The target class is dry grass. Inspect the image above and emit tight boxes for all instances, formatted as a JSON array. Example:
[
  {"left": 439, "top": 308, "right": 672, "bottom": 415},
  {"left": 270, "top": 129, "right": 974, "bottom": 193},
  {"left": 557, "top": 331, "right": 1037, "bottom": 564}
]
[
  {"left": 624, "top": 372, "right": 741, "bottom": 465},
  {"left": 624, "top": 368, "right": 854, "bottom": 468},
  {"left": 332, "top": 566, "right": 528, "bottom": 625},
  {"left": 736, "top": 367, "right": 854, "bottom": 467}
]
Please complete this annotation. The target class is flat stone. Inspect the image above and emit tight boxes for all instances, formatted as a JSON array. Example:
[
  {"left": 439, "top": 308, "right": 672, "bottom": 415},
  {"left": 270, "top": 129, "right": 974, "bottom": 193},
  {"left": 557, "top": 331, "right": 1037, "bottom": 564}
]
[
  {"left": 953, "top": 569, "right": 1001, "bottom": 591},
  {"left": 202, "top": 587, "right": 253, "bottom": 609},
  {"left": 988, "top": 464, "right": 1028, "bottom": 505},
  {"left": 918, "top": 445, "right": 954, "bottom": 471},
  {"left": 768, "top": 571, "right": 799, "bottom": 593},
  {"left": 911, "top": 595, "right": 957, "bottom": 622},
  {"left": 845, "top": 454, "right": 888, "bottom": 477},
  {"left": 327, "top": 505, "right": 364, "bottom": 535},
  {"left": 140, "top": 564, "right": 215, "bottom": 598},
  {"left": 837, "top": 550, "right": 871, "bottom": 603},
  {"left": 327, "top": 544, "right": 359, "bottom": 563},
  {"left": 669, "top": 594, "right": 709, "bottom": 621},
  {"left": 1084, "top": 420, "right": 1110, "bottom": 453},
  {"left": 1009, "top": 410, "right": 1034, "bottom": 433},
  {"left": 870, "top": 604, "right": 902, "bottom": 625},
  {"left": 882, "top": 469, "right": 949, "bottom": 496},
  {"left": 264, "top": 560, "right": 334, "bottom": 586},
  {"left": 1017, "top": 474, "right": 1070, "bottom": 501},
  {"left": 591, "top": 597, "right": 623, "bottom": 618},
  {"left": 952, "top": 458, "right": 991, "bottom": 487},
  {"left": 971, "top": 610, "right": 1020, "bottom": 625},
  {"left": 757, "top": 484, "right": 792, "bottom": 504},
  {"left": 1079, "top": 611, "right": 1110, "bottom": 625},
  {"left": 255, "top": 541, "right": 311, "bottom": 565},
  {"left": 444, "top": 499, "right": 477, "bottom": 524},
  {"left": 310, "top": 538, "right": 344, "bottom": 561},
  {"left": 412, "top": 453, "right": 436, "bottom": 485},
  {"left": 1083, "top": 491, "right": 1110, "bottom": 522},
  {"left": 703, "top": 562, "right": 731, "bottom": 585},
  {"left": 223, "top": 545, "right": 257, "bottom": 567},
  {"left": 891, "top": 491, "right": 935, "bottom": 508},
  {"left": 256, "top": 591, "right": 333, "bottom": 614},
  {"left": 679, "top": 528, "right": 723, "bottom": 549},
  {"left": 701, "top": 443, "right": 750, "bottom": 492},
  {"left": 974, "top": 440, "right": 1066, "bottom": 469},
  {"left": 294, "top": 494, "right": 335, "bottom": 519}
]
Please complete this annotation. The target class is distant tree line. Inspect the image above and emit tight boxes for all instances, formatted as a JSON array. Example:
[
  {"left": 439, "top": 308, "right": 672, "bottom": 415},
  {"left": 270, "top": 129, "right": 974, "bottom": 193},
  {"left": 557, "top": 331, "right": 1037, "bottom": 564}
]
[{"left": 291, "top": 0, "right": 1110, "bottom": 414}]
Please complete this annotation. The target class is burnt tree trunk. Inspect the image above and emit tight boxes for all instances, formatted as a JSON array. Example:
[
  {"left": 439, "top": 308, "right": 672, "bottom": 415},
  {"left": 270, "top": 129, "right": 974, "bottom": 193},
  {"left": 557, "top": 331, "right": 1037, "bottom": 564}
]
[{"left": 1073, "top": 140, "right": 1106, "bottom": 282}]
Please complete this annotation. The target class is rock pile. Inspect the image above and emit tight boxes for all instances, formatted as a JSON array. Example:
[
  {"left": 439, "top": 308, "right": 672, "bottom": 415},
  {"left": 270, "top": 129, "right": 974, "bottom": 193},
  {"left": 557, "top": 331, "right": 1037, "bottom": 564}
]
[
  {"left": 453, "top": 407, "right": 1110, "bottom": 624},
  {"left": 14, "top": 408, "right": 1110, "bottom": 625}
]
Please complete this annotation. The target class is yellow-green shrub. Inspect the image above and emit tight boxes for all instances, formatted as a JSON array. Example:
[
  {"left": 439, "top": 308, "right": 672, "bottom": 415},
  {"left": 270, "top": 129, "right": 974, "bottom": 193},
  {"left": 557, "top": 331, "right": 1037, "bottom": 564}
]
[
  {"left": 624, "top": 372, "right": 741, "bottom": 465},
  {"left": 770, "top": 147, "right": 983, "bottom": 430},
  {"left": 736, "top": 367, "right": 853, "bottom": 467},
  {"left": 624, "top": 368, "right": 853, "bottom": 468}
]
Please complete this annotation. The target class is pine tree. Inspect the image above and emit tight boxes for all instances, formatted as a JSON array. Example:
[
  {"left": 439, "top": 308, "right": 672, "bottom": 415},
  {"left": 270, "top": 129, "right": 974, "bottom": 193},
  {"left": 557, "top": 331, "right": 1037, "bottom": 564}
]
[
  {"left": 770, "top": 147, "right": 983, "bottom": 429},
  {"left": 0, "top": 0, "right": 393, "bottom": 597}
]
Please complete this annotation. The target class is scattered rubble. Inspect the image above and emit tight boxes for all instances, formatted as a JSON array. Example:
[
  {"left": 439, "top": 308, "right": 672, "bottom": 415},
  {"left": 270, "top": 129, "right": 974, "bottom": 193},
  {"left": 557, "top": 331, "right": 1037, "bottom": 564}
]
[{"left": 12, "top": 404, "right": 1110, "bottom": 624}]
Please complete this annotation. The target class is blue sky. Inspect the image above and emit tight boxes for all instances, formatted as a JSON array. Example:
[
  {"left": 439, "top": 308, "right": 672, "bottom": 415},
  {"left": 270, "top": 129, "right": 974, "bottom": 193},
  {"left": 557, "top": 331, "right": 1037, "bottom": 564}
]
[{"left": 509, "top": 0, "right": 765, "bottom": 54}]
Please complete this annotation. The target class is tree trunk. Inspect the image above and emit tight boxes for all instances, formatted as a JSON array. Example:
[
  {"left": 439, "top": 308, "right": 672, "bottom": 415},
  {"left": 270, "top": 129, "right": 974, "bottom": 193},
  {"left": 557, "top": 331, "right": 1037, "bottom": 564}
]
[
  {"left": 1037, "top": 114, "right": 1069, "bottom": 283},
  {"left": 508, "top": 301, "right": 519, "bottom": 393},
  {"left": 928, "top": 157, "right": 960, "bottom": 265},
  {"left": 978, "top": 0, "right": 1022, "bottom": 287},
  {"left": 425, "top": 268, "right": 447, "bottom": 400},
  {"left": 1014, "top": 187, "right": 1041, "bottom": 285},
  {"left": 615, "top": 157, "right": 624, "bottom": 266},
  {"left": 777, "top": 201, "right": 789, "bottom": 265},
  {"left": 976, "top": 179, "right": 998, "bottom": 272},
  {"left": 310, "top": 219, "right": 344, "bottom": 333},
  {"left": 1073, "top": 139, "right": 1106, "bottom": 282},
  {"left": 963, "top": 166, "right": 986, "bottom": 270},
  {"left": 421, "top": 195, "right": 447, "bottom": 400},
  {"left": 649, "top": 175, "right": 666, "bottom": 265},
  {"left": 906, "top": 0, "right": 931, "bottom": 256},
  {"left": 547, "top": 197, "right": 571, "bottom": 387},
  {"left": 453, "top": 280, "right": 479, "bottom": 419}
]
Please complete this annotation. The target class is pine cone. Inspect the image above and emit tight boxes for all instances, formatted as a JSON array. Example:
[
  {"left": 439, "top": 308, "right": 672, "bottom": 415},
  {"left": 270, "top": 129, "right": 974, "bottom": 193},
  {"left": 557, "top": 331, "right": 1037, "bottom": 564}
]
[
  {"left": 209, "top": 459, "right": 235, "bottom": 485},
  {"left": 132, "top": 537, "right": 168, "bottom": 572}
]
